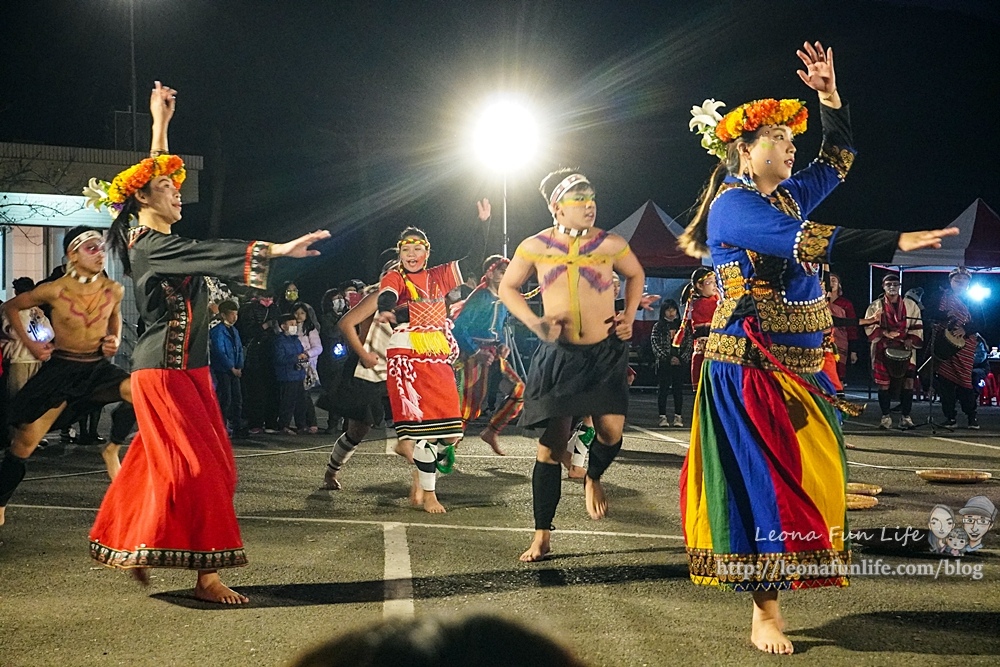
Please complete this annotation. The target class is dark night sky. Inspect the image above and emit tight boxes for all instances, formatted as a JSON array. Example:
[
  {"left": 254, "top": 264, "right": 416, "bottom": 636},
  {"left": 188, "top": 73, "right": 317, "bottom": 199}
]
[{"left": 2, "top": 0, "right": 998, "bottom": 308}]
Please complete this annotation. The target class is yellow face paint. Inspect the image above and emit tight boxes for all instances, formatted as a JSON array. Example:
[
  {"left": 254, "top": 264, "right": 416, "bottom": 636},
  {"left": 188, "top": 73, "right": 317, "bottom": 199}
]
[{"left": 558, "top": 194, "right": 596, "bottom": 207}]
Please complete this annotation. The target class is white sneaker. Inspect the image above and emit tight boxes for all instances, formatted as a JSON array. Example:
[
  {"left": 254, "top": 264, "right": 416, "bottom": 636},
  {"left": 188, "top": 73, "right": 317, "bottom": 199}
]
[
  {"left": 673, "top": 415, "right": 684, "bottom": 428},
  {"left": 899, "top": 416, "right": 914, "bottom": 429},
  {"left": 658, "top": 415, "right": 669, "bottom": 427},
  {"left": 879, "top": 416, "right": 893, "bottom": 429}
]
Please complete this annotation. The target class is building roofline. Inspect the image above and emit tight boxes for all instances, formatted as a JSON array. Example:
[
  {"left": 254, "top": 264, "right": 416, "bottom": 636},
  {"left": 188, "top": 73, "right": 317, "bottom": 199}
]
[{"left": 0, "top": 141, "right": 203, "bottom": 170}]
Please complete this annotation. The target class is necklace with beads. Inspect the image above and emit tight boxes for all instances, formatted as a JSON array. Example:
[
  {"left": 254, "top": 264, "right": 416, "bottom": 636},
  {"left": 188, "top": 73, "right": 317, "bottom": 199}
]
[
  {"left": 68, "top": 267, "right": 100, "bottom": 284},
  {"left": 552, "top": 221, "right": 590, "bottom": 237}
]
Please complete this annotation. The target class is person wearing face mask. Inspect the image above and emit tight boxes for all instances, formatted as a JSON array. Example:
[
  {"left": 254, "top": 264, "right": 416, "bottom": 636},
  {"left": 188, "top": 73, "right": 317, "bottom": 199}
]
[
  {"left": 277, "top": 281, "right": 300, "bottom": 316},
  {"left": 928, "top": 266, "right": 986, "bottom": 429},
  {"left": 678, "top": 42, "right": 958, "bottom": 655},
  {"left": 864, "top": 273, "right": 923, "bottom": 429},
  {"left": 273, "top": 314, "right": 309, "bottom": 434}
]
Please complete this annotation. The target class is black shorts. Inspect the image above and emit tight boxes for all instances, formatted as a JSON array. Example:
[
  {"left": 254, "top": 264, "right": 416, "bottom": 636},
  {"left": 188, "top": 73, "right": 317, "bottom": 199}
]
[
  {"left": 328, "top": 356, "right": 387, "bottom": 427},
  {"left": 520, "top": 336, "right": 629, "bottom": 428},
  {"left": 8, "top": 351, "right": 129, "bottom": 430}
]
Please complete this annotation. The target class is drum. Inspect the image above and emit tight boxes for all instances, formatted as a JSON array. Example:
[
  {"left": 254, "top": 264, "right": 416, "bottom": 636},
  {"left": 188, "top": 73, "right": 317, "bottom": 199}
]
[
  {"left": 933, "top": 329, "right": 965, "bottom": 361},
  {"left": 883, "top": 345, "right": 911, "bottom": 379}
]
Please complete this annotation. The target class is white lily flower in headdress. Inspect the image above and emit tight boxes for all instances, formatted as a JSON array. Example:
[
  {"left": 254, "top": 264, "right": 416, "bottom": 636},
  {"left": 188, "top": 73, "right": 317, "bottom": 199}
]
[
  {"left": 82, "top": 178, "right": 118, "bottom": 219},
  {"left": 689, "top": 99, "right": 727, "bottom": 160},
  {"left": 688, "top": 99, "right": 725, "bottom": 133},
  {"left": 82, "top": 178, "right": 109, "bottom": 210}
]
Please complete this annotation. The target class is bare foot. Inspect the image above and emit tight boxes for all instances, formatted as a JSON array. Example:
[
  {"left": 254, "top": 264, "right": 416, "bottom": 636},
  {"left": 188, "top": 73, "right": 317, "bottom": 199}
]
[
  {"left": 322, "top": 469, "right": 342, "bottom": 490},
  {"left": 751, "top": 599, "right": 793, "bottom": 654},
  {"left": 0, "top": 505, "right": 6, "bottom": 526},
  {"left": 194, "top": 572, "right": 249, "bottom": 605},
  {"left": 101, "top": 444, "right": 121, "bottom": 481},
  {"left": 519, "top": 530, "right": 552, "bottom": 562},
  {"left": 130, "top": 567, "right": 150, "bottom": 586},
  {"left": 395, "top": 439, "right": 414, "bottom": 463},
  {"left": 567, "top": 465, "right": 586, "bottom": 479},
  {"left": 409, "top": 470, "right": 424, "bottom": 507},
  {"left": 423, "top": 491, "right": 446, "bottom": 514},
  {"left": 479, "top": 426, "right": 506, "bottom": 456},
  {"left": 584, "top": 476, "right": 608, "bottom": 519}
]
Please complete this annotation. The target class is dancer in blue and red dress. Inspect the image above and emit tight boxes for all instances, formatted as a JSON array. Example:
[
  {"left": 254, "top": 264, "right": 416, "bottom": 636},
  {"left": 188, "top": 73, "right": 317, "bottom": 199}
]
[
  {"left": 88, "top": 81, "right": 329, "bottom": 604},
  {"left": 679, "top": 42, "right": 957, "bottom": 653}
]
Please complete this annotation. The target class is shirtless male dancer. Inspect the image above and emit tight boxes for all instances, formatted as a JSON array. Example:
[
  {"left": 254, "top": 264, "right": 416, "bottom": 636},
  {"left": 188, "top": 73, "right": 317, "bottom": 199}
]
[
  {"left": 0, "top": 226, "right": 130, "bottom": 525},
  {"left": 499, "top": 168, "right": 644, "bottom": 561}
]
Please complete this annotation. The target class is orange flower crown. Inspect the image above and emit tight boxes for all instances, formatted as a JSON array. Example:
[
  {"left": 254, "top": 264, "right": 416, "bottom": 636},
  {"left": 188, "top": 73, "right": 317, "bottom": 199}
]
[
  {"left": 83, "top": 154, "right": 186, "bottom": 216},
  {"left": 716, "top": 99, "right": 808, "bottom": 144},
  {"left": 690, "top": 98, "right": 807, "bottom": 160}
]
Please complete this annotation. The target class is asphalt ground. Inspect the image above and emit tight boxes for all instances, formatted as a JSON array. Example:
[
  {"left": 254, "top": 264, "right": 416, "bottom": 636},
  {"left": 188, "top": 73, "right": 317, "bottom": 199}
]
[{"left": 1, "top": 389, "right": 999, "bottom": 667}]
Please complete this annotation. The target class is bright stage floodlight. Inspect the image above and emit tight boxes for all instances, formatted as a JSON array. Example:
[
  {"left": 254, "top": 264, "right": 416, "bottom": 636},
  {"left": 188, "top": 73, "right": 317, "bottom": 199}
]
[
  {"left": 967, "top": 284, "right": 991, "bottom": 302},
  {"left": 473, "top": 100, "right": 539, "bottom": 173}
]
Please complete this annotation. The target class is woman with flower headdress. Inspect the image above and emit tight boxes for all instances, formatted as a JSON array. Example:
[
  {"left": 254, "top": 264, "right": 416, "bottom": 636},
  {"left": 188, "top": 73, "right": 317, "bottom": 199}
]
[
  {"left": 375, "top": 228, "right": 464, "bottom": 514},
  {"left": 678, "top": 42, "right": 958, "bottom": 654},
  {"left": 87, "top": 82, "right": 330, "bottom": 604}
]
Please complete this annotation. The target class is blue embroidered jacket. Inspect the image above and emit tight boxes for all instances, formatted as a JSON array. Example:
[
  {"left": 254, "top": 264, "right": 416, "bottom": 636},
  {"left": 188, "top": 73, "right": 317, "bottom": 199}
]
[
  {"left": 452, "top": 287, "right": 509, "bottom": 357},
  {"left": 704, "top": 104, "right": 899, "bottom": 373}
]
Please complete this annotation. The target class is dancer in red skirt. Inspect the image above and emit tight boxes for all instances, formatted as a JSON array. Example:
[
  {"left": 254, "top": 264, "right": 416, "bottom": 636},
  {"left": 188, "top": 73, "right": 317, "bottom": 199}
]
[
  {"left": 376, "top": 228, "right": 463, "bottom": 514},
  {"left": 88, "top": 82, "right": 329, "bottom": 604}
]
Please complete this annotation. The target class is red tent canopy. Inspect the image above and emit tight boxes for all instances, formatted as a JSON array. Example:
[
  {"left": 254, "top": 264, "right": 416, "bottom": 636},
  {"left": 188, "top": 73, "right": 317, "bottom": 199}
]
[{"left": 607, "top": 200, "right": 707, "bottom": 277}]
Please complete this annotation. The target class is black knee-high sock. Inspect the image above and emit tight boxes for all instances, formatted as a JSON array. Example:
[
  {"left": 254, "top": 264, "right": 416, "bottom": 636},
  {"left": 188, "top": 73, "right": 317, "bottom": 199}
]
[
  {"left": 587, "top": 438, "right": 622, "bottom": 481},
  {"left": 532, "top": 461, "right": 562, "bottom": 530},
  {"left": 0, "top": 450, "right": 28, "bottom": 507}
]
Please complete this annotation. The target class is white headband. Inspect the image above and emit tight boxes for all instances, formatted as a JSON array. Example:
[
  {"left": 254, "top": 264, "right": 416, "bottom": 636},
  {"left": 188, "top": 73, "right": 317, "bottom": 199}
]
[
  {"left": 548, "top": 173, "right": 591, "bottom": 209},
  {"left": 67, "top": 230, "right": 104, "bottom": 253}
]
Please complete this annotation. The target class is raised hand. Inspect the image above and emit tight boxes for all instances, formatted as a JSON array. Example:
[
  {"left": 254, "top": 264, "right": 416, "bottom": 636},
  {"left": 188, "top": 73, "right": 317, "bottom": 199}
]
[
  {"left": 796, "top": 41, "right": 836, "bottom": 96},
  {"left": 150, "top": 81, "right": 177, "bottom": 126},
  {"left": 898, "top": 227, "right": 960, "bottom": 252},
  {"left": 476, "top": 199, "right": 492, "bottom": 221},
  {"left": 271, "top": 230, "right": 332, "bottom": 258}
]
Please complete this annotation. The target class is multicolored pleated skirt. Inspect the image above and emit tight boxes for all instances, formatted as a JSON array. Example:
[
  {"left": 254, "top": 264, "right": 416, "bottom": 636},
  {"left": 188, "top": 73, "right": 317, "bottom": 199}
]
[{"left": 681, "top": 360, "right": 851, "bottom": 591}]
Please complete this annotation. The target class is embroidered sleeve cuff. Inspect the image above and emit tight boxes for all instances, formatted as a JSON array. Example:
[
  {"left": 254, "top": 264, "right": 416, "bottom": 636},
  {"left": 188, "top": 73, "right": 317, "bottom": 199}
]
[
  {"left": 793, "top": 221, "right": 837, "bottom": 263},
  {"left": 816, "top": 104, "right": 856, "bottom": 181},
  {"left": 243, "top": 241, "right": 271, "bottom": 290},
  {"left": 829, "top": 228, "right": 900, "bottom": 264}
]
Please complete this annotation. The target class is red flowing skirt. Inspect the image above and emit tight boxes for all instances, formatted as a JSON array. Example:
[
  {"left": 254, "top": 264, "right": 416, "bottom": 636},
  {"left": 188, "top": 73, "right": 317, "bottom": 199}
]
[{"left": 89, "top": 367, "right": 247, "bottom": 570}]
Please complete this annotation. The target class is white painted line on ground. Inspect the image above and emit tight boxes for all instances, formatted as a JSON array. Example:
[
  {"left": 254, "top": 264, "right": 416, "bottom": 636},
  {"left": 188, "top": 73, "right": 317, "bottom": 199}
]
[
  {"left": 930, "top": 436, "right": 1000, "bottom": 452},
  {"left": 626, "top": 424, "right": 689, "bottom": 450},
  {"left": 6, "top": 504, "right": 684, "bottom": 540},
  {"left": 382, "top": 522, "right": 415, "bottom": 618}
]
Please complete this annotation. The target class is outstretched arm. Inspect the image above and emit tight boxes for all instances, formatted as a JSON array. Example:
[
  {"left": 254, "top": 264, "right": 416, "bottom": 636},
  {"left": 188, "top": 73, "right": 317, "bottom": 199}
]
[{"left": 149, "top": 81, "right": 176, "bottom": 156}]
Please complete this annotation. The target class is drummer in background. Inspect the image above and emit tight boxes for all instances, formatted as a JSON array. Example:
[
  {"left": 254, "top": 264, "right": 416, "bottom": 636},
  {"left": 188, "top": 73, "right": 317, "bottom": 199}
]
[
  {"left": 929, "top": 266, "right": 985, "bottom": 429},
  {"left": 865, "top": 273, "right": 923, "bottom": 429}
]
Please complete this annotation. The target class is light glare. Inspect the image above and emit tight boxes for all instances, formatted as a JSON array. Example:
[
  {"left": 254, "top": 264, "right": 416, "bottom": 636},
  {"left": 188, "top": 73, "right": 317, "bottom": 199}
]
[
  {"left": 967, "top": 284, "right": 991, "bottom": 302},
  {"left": 474, "top": 100, "right": 539, "bottom": 173}
]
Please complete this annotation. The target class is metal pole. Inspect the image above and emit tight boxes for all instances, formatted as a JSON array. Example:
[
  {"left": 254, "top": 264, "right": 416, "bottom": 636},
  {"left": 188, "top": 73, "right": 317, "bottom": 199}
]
[
  {"left": 502, "top": 173, "right": 508, "bottom": 258},
  {"left": 130, "top": 0, "right": 138, "bottom": 152}
]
